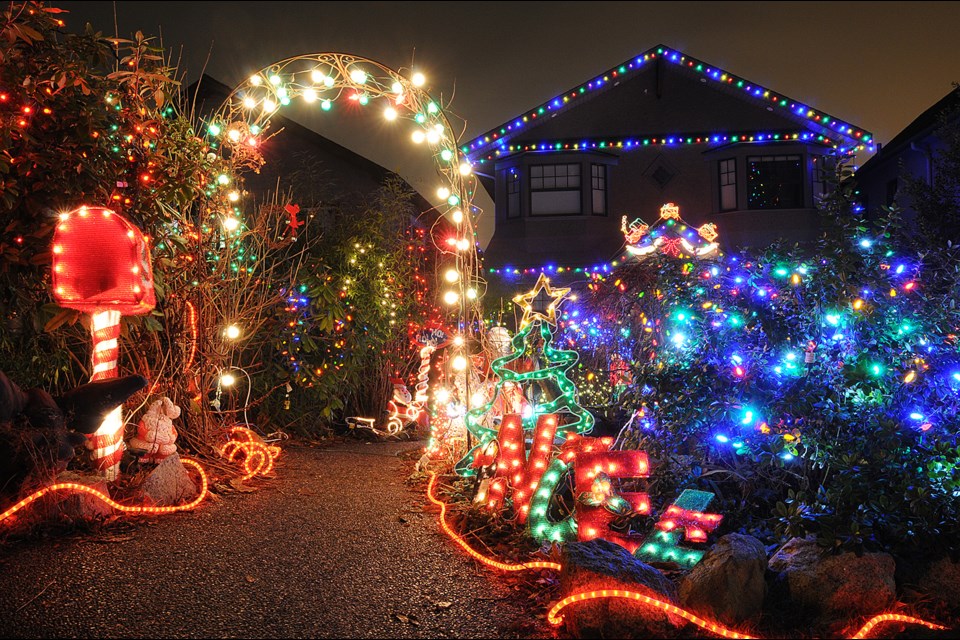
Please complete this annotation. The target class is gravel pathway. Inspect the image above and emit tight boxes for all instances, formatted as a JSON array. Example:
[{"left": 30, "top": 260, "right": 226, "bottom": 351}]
[{"left": 0, "top": 440, "right": 535, "bottom": 638}]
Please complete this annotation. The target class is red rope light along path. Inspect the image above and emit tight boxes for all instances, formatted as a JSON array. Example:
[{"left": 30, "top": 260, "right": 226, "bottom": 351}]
[
  {"left": 0, "top": 458, "right": 209, "bottom": 525},
  {"left": 425, "top": 472, "right": 948, "bottom": 640},
  {"left": 425, "top": 472, "right": 561, "bottom": 572}
]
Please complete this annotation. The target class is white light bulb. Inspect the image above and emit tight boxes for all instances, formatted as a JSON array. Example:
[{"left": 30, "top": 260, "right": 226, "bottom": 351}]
[
  {"left": 384, "top": 106, "right": 398, "bottom": 121},
  {"left": 249, "top": 75, "right": 262, "bottom": 86},
  {"left": 349, "top": 69, "right": 367, "bottom": 84},
  {"left": 303, "top": 88, "right": 318, "bottom": 103},
  {"left": 311, "top": 69, "right": 325, "bottom": 84},
  {"left": 451, "top": 210, "right": 464, "bottom": 224},
  {"left": 456, "top": 238, "right": 470, "bottom": 251},
  {"left": 263, "top": 99, "right": 277, "bottom": 112},
  {"left": 228, "top": 129, "right": 242, "bottom": 142},
  {"left": 411, "top": 72, "right": 426, "bottom": 87},
  {"left": 221, "top": 372, "right": 236, "bottom": 387},
  {"left": 459, "top": 162, "right": 472, "bottom": 176},
  {"left": 444, "top": 269, "right": 459, "bottom": 283},
  {"left": 391, "top": 81, "right": 404, "bottom": 94},
  {"left": 443, "top": 290, "right": 460, "bottom": 305},
  {"left": 466, "top": 288, "right": 477, "bottom": 300},
  {"left": 411, "top": 130, "right": 426, "bottom": 144},
  {"left": 242, "top": 95, "right": 256, "bottom": 108},
  {"left": 426, "top": 129, "right": 440, "bottom": 145},
  {"left": 452, "top": 355, "right": 467, "bottom": 371},
  {"left": 225, "top": 324, "right": 241, "bottom": 340},
  {"left": 436, "top": 186, "right": 451, "bottom": 200},
  {"left": 227, "top": 191, "right": 240, "bottom": 203},
  {"left": 435, "top": 388, "right": 450, "bottom": 403},
  {"left": 223, "top": 217, "right": 240, "bottom": 231},
  {"left": 323, "top": 76, "right": 335, "bottom": 88},
  {"left": 471, "top": 392, "right": 486, "bottom": 408},
  {"left": 453, "top": 335, "right": 465, "bottom": 347}
]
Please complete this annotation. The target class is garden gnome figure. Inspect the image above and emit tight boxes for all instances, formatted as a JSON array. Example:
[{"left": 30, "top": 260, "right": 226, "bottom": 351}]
[
  {"left": 51, "top": 205, "right": 156, "bottom": 480},
  {"left": 129, "top": 397, "right": 180, "bottom": 464}
]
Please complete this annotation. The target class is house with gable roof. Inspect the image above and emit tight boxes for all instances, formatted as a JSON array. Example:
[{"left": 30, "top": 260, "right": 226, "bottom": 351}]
[{"left": 464, "top": 45, "right": 874, "bottom": 284}]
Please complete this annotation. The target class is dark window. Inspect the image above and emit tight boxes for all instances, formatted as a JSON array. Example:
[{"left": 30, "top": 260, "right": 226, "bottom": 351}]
[
  {"left": 747, "top": 155, "right": 803, "bottom": 210},
  {"left": 591, "top": 164, "right": 607, "bottom": 215},
  {"left": 812, "top": 155, "right": 832, "bottom": 200},
  {"left": 530, "top": 163, "right": 581, "bottom": 215},
  {"left": 506, "top": 169, "right": 520, "bottom": 218},
  {"left": 719, "top": 158, "right": 737, "bottom": 211},
  {"left": 886, "top": 178, "right": 898, "bottom": 207}
]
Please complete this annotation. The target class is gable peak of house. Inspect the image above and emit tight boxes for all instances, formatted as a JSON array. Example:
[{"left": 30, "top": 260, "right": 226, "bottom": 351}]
[{"left": 463, "top": 45, "right": 873, "bottom": 163}]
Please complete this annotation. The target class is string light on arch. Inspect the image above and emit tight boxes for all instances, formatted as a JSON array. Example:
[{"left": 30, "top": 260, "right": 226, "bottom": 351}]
[{"left": 209, "top": 52, "right": 485, "bottom": 339}]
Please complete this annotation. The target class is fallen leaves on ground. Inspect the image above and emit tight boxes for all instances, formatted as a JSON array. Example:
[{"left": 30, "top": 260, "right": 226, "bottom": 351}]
[
  {"left": 392, "top": 612, "right": 419, "bottom": 626},
  {"left": 228, "top": 478, "right": 257, "bottom": 493}
]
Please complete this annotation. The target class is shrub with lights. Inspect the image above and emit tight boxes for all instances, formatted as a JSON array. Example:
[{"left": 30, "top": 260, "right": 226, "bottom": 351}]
[{"left": 558, "top": 162, "right": 960, "bottom": 558}]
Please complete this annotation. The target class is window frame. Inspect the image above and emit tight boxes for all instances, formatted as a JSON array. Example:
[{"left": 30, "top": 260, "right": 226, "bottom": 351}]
[
  {"left": 718, "top": 157, "right": 738, "bottom": 212},
  {"left": 529, "top": 162, "right": 582, "bottom": 216},
  {"left": 591, "top": 163, "right": 607, "bottom": 216},
  {"left": 506, "top": 168, "right": 521, "bottom": 219},
  {"left": 746, "top": 154, "right": 804, "bottom": 210}
]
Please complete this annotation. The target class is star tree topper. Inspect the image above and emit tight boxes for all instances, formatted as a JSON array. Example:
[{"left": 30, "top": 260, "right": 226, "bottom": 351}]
[{"left": 513, "top": 273, "right": 571, "bottom": 328}]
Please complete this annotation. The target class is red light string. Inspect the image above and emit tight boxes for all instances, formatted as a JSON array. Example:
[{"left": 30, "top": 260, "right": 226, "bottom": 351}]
[
  {"left": 184, "top": 300, "right": 198, "bottom": 372},
  {"left": 221, "top": 426, "right": 281, "bottom": 481},
  {"left": 0, "top": 458, "right": 209, "bottom": 525},
  {"left": 425, "top": 473, "right": 948, "bottom": 639},
  {"left": 426, "top": 472, "right": 561, "bottom": 572}
]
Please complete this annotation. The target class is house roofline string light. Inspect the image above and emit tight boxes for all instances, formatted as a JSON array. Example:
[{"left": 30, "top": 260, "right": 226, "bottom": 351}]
[{"left": 463, "top": 45, "right": 873, "bottom": 160}]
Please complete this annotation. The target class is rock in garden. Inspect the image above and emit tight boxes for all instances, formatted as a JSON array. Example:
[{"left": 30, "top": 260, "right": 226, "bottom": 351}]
[
  {"left": 21, "top": 471, "right": 113, "bottom": 525},
  {"left": 917, "top": 557, "right": 960, "bottom": 610},
  {"left": 678, "top": 533, "right": 767, "bottom": 625},
  {"left": 559, "top": 538, "right": 684, "bottom": 639},
  {"left": 140, "top": 453, "right": 198, "bottom": 506},
  {"left": 769, "top": 536, "right": 895, "bottom": 618}
]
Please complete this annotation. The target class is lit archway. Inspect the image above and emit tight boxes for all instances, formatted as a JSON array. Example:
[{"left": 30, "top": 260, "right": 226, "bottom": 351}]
[{"left": 205, "top": 53, "right": 484, "bottom": 440}]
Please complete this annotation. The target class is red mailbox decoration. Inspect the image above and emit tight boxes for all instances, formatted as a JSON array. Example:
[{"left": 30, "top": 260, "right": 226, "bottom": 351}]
[
  {"left": 51, "top": 206, "right": 156, "bottom": 480},
  {"left": 51, "top": 206, "right": 155, "bottom": 316}
]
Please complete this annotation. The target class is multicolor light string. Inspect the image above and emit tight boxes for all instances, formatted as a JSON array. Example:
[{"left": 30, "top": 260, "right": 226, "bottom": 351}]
[
  {"left": 464, "top": 45, "right": 873, "bottom": 163},
  {"left": 425, "top": 472, "right": 948, "bottom": 640}
]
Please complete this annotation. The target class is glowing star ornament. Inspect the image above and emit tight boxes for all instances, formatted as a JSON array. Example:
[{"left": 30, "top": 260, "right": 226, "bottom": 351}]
[
  {"left": 513, "top": 273, "right": 571, "bottom": 328},
  {"left": 52, "top": 206, "right": 156, "bottom": 480}
]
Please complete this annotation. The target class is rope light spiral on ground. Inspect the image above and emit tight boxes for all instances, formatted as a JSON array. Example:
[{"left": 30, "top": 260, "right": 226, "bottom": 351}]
[{"left": 220, "top": 426, "right": 281, "bottom": 481}]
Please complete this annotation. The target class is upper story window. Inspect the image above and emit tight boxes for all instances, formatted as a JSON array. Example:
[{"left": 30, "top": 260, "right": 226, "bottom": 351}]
[
  {"left": 719, "top": 158, "right": 737, "bottom": 211},
  {"left": 507, "top": 169, "right": 521, "bottom": 218},
  {"left": 812, "top": 155, "right": 833, "bottom": 200},
  {"left": 591, "top": 164, "right": 607, "bottom": 215},
  {"left": 530, "top": 163, "right": 581, "bottom": 216},
  {"left": 886, "top": 178, "right": 899, "bottom": 206},
  {"left": 747, "top": 155, "right": 803, "bottom": 210}
]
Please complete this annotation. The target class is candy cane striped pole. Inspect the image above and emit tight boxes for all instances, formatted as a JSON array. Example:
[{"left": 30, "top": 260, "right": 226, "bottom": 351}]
[
  {"left": 87, "top": 310, "right": 125, "bottom": 481},
  {"left": 413, "top": 345, "right": 435, "bottom": 411}
]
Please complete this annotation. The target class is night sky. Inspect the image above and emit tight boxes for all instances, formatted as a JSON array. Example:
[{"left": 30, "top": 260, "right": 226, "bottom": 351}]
[{"left": 56, "top": 1, "right": 960, "bottom": 248}]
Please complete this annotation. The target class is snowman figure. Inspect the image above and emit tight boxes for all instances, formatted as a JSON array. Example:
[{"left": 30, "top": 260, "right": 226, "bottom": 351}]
[{"left": 129, "top": 397, "right": 180, "bottom": 463}]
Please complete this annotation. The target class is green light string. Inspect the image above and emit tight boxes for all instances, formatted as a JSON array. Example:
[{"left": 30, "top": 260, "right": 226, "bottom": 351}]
[
  {"left": 528, "top": 457, "right": 578, "bottom": 543},
  {"left": 455, "top": 320, "right": 594, "bottom": 476}
]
